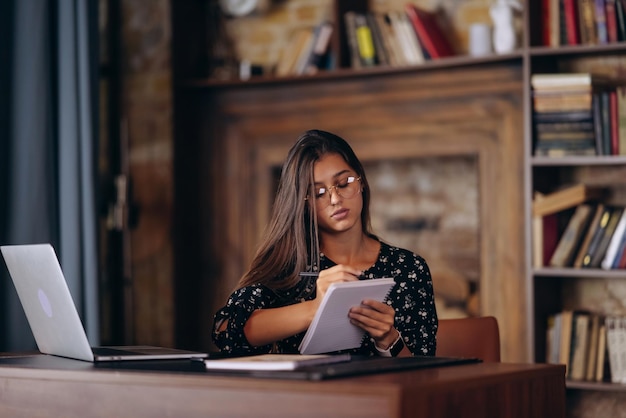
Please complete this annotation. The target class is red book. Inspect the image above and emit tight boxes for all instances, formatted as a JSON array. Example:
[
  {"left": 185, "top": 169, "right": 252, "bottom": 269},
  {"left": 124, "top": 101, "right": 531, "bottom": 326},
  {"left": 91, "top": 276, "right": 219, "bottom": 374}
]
[
  {"left": 610, "top": 90, "right": 619, "bottom": 154},
  {"left": 543, "top": 213, "right": 560, "bottom": 266},
  {"left": 404, "top": 4, "right": 454, "bottom": 58},
  {"left": 564, "top": 0, "right": 581, "bottom": 44},
  {"left": 543, "top": 0, "right": 552, "bottom": 45},
  {"left": 606, "top": 0, "right": 619, "bottom": 42}
]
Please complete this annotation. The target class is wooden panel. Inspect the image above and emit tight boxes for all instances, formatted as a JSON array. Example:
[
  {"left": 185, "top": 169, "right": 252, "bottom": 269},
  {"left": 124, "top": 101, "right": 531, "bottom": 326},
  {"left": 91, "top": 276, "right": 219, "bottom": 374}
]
[{"left": 178, "top": 63, "right": 526, "bottom": 361}]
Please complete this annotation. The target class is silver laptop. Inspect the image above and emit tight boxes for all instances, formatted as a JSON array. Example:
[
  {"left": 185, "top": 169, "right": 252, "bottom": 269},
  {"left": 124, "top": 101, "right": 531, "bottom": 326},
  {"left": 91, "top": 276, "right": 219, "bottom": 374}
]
[{"left": 1, "top": 243, "right": 208, "bottom": 362}]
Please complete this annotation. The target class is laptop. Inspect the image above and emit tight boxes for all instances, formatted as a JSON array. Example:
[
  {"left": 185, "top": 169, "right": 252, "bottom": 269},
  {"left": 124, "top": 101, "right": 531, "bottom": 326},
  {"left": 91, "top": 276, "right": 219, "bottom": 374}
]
[{"left": 1, "top": 243, "right": 208, "bottom": 362}]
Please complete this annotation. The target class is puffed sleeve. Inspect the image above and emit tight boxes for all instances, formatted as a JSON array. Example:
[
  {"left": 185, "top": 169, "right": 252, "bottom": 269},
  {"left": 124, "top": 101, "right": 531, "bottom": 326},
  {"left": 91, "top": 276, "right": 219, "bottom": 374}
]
[
  {"left": 392, "top": 252, "right": 438, "bottom": 356},
  {"left": 212, "top": 284, "right": 275, "bottom": 356}
]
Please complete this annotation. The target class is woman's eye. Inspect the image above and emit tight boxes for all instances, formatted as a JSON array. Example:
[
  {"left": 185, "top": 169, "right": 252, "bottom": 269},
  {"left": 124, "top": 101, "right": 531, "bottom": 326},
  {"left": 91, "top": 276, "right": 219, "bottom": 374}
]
[
  {"left": 315, "top": 188, "right": 326, "bottom": 198},
  {"left": 336, "top": 179, "right": 349, "bottom": 188}
]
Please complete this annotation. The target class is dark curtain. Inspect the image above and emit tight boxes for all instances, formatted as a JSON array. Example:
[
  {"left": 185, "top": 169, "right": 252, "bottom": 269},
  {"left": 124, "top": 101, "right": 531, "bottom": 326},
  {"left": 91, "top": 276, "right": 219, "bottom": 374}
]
[{"left": 0, "top": 0, "right": 100, "bottom": 351}]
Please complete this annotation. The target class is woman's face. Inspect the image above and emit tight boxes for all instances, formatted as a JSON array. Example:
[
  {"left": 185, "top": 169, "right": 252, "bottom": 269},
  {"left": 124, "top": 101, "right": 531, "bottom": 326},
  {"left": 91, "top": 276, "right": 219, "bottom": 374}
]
[{"left": 312, "top": 153, "right": 363, "bottom": 235}]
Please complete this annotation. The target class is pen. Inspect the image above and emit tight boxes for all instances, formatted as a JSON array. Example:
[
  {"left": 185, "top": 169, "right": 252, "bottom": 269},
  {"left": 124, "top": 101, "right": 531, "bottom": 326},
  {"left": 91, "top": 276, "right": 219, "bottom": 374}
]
[{"left": 299, "top": 271, "right": 377, "bottom": 279}]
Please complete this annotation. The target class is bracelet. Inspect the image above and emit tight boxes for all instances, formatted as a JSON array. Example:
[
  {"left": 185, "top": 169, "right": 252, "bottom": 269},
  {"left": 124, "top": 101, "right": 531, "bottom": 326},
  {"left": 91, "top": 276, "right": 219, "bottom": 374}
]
[{"left": 374, "top": 331, "right": 404, "bottom": 357}]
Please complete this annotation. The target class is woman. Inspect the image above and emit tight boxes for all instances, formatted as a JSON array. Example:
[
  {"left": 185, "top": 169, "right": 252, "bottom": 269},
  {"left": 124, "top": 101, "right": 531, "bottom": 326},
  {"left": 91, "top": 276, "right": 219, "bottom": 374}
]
[{"left": 212, "top": 130, "right": 437, "bottom": 357}]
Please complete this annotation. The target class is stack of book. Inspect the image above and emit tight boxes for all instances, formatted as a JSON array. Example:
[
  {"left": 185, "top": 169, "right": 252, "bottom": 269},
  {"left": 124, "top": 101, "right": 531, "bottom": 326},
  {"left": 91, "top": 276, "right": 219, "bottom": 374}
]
[
  {"left": 533, "top": 183, "right": 607, "bottom": 267},
  {"left": 531, "top": 73, "right": 625, "bottom": 157},
  {"left": 343, "top": 3, "right": 455, "bottom": 70},
  {"left": 275, "top": 21, "right": 334, "bottom": 77},
  {"left": 550, "top": 203, "right": 626, "bottom": 269},
  {"left": 533, "top": 183, "right": 626, "bottom": 269},
  {"left": 543, "top": 0, "right": 626, "bottom": 47},
  {"left": 546, "top": 311, "right": 626, "bottom": 384}
]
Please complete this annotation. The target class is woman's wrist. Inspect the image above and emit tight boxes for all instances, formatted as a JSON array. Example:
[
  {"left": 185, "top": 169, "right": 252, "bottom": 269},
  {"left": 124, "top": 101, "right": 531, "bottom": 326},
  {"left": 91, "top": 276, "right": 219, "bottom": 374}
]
[{"left": 375, "top": 330, "right": 404, "bottom": 357}]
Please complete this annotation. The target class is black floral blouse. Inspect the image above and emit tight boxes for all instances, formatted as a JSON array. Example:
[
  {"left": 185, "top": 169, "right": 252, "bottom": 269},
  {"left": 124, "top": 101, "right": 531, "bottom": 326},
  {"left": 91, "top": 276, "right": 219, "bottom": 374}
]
[{"left": 212, "top": 241, "right": 438, "bottom": 356}]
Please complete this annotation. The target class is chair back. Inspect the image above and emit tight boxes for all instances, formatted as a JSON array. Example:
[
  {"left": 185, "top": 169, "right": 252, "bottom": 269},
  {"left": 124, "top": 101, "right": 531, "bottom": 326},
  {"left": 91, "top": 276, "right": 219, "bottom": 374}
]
[{"left": 436, "top": 316, "right": 501, "bottom": 362}]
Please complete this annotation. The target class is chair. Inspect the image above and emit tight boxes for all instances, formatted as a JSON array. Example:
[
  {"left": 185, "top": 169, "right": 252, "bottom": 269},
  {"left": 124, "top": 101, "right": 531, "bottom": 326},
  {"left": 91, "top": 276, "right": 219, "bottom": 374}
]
[{"left": 436, "top": 316, "right": 501, "bottom": 362}]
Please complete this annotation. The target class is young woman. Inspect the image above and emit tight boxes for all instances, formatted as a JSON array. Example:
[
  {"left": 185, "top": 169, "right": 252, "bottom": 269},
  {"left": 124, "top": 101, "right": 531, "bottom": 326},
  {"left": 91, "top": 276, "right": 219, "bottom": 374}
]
[{"left": 212, "top": 130, "right": 437, "bottom": 357}]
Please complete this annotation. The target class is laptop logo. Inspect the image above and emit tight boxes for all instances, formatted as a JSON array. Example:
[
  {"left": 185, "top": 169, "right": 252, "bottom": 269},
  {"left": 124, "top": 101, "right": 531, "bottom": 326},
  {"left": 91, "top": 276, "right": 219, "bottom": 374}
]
[{"left": 38, "top": 288, "right": 53, "bottom": 318}]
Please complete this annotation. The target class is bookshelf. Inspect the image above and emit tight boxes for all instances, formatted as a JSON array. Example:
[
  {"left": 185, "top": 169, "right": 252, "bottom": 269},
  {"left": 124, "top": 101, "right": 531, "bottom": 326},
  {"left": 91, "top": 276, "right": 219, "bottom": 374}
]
[
  {"left": 171, "top": 0, "right": 626, "bottom": 399},
  {"left": 525, "top": 0, "right": 626, "bottom": 396}
]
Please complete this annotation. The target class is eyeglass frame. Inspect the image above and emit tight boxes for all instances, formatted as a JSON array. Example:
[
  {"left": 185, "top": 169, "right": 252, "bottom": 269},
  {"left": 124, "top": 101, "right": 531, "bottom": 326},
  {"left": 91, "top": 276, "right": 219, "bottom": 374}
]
[{"left": 305, "top": 175, "right": 362, "bottom": 206}]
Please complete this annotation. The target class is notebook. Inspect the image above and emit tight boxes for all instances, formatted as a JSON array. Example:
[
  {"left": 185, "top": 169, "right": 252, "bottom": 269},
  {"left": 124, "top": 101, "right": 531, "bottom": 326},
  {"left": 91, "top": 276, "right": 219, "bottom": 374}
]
[
  {"left": 200, "top": 355, "right": 481, "bottom": 381},
  {"left": 299, "top": 278, "right": 395, "bottom": 354},
  {"left": 1, "top": 243, "right": 208, "bottom": 362}
]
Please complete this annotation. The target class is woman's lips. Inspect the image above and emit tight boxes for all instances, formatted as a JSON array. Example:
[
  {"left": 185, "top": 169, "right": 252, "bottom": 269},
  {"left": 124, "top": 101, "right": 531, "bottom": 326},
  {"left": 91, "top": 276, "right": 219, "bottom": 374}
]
[{"left": 331, "top": 208, "right": 349, "bottom": 220}]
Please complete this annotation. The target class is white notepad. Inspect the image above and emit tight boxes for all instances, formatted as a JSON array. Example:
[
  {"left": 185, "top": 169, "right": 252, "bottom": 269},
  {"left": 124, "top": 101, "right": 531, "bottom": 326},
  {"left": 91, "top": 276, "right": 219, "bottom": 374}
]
[
  {"left": 299, "top": 278, "right": 395, "bottom": 355},
  {"left": 204, "top": 353, "right": 351, "bottom": 371}
]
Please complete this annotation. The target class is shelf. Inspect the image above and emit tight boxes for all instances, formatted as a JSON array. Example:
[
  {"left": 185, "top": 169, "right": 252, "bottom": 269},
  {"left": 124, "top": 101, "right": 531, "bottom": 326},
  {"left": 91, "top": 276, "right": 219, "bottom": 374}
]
[
  {"left": 181, "top": 52, "right": 523, "bottom": 89},
  {"left": 529, "top": 42, "right": 626, "bottom": 57},
  {"left": 533, "top": 268, "right": 626, "bottom": 279},
  {"left": 567, "top": 380, "right": 626, "bottom": 392},
  {"left": 531, "top": 156, "right": 626, "bottom": 166}
]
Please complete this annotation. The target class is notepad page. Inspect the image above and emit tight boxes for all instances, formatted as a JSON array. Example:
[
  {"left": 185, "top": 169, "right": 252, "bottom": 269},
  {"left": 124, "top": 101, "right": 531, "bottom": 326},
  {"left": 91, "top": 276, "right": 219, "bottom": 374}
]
[{"left": 299, "top": 278, "right": 395, "bottom": 355}]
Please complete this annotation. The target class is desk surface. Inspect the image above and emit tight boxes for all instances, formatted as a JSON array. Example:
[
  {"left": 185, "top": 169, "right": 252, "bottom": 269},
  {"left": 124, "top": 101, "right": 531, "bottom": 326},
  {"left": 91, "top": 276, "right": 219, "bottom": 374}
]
[{"left": 0, "top": 353, "right": 565, "bottom": 418}]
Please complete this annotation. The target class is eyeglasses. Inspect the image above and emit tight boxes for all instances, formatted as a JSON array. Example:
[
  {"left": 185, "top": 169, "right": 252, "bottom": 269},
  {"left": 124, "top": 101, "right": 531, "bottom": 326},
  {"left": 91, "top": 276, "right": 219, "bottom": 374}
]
[{"left": 309, "top": 176, "right": 361, "bottom": 207}]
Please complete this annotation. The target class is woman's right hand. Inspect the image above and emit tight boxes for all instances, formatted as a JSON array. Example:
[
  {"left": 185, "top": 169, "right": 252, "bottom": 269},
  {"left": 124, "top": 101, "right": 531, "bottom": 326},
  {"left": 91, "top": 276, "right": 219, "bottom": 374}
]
[{"left": 313, "top": 265, "right": 362, "bottom": 307}]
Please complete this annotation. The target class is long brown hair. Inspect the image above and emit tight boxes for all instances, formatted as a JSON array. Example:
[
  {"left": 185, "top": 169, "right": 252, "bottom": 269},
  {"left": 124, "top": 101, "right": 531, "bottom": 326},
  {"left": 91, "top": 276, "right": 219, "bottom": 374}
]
[{"left": 237, "top": 130, "right": 373, "bottom": 290}]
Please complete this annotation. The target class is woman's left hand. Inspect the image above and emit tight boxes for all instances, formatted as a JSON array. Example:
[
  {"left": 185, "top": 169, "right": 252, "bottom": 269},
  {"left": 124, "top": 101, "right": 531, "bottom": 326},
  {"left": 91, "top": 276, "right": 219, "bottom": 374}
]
[{"left": 348, "top": 299, "right": 398, "bottom": 350}]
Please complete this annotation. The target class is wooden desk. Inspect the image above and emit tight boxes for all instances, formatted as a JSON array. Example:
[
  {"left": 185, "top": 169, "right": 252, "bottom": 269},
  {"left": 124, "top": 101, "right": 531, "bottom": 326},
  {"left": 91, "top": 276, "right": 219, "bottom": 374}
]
[{"left": 0, "top": 354, "right": 565, "bottom": 418}]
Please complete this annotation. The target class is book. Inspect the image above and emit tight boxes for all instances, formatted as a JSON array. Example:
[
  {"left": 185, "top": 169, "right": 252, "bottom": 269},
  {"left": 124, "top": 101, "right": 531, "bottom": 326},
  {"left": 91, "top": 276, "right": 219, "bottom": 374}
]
[
  {"left": 609, "top": 90, "right": 619, "bottom": 154},
  {"left": 549, "top": 203, "right": 595, "bottom": 267},
  {"left": 203, "top": 353, "right": 351, "bottom": 371},
  {"left": 404, "top": 4, "right": 454, "bottom": 59},
  {"left": 595, "top": 321, "right": 608, "bottom": 381},
  {"left": 569, "top": 312, "right": 591, "bottom": 380},
  {"left": 606, "top": 316, "right": 623, "bottom": 383},
  {"left": 620, "top": 317, "right": 626, "bottom": 382},
  {"left": 530, "top": 73, "right": 606, "bottom": 90},
  {"left": 303, "top": 21, "right": 333, "bottom": 75},
  {"left": 585, "top": 314, "right": 601, "bottom": 380},
  {"left": 299, "top": 278, "right": 395, "bottom": 355},
  {"left": 533, "top": 210, "right": 560, "bottom": 267},
  {"left": 564, "top": 0, "right": 581, "bottom": 44},
  {"left": 573, "top": 203, "right": 607, "bottom": 267},
  {"left": 589, "top": 206, "right": 623, "bottom": 267},
  {"left": 606, "top": 0, "right": 619, "bottom": 42},
  {"left": 546, "top": 313, "right": 561, "bottom": 364},
  {"left": 389, "top": 10, "right": 424, "bottom": 65},
  {"left": 275, "top": 28, "right": 314, "bottom": 76},
  {"left": 617, "top": 87, "right": 626, "bottom": 155},
  {"left": 532, "top": 183, "right": 605, "bottom": 217},
  {"left": 596, "top": 0, "right": 610, "bottom": 43},
  {"left": 533, "top": 192, "right": 558, "bottom": 267},
  {"left": 578, "top": 0, "right": 598, "bottom": 44},
  {"left": 533, "top": 109, "right": 594, "bottom": 123},
  {"left": 354, "top": 13, "right": 376, "bottom": 67},
  {"left": 344, "top": 11, "right": 362, "bottom": 69},
  {"left": 601, "top": 208, "right": 626, "bottom": 269},
  {"left": 366, "top": 13, "right": 389, "bottom": 66},
  {"left": 374, "top": 12, "right": 405, "bottom": 66},
  {"left": 612, "top": 222, "right": 626, "bottom": 268},
  {"left": 617, "top": 0, "right": 626, "bottom": 41},
  {"left": 546, "top": 0, "right": 560, "bottom": 46},
  {"left": 600, "top": 91, "right": 612, "bottom": 155},
  {"left": 581, "top": 205, "right": 614, "bottom": 267},
  {"left": 593, "top": 92, "right": 605, "bottom": 155},
  {"left": 559, "top": 310, "right": 575, "bottom": 377}
]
